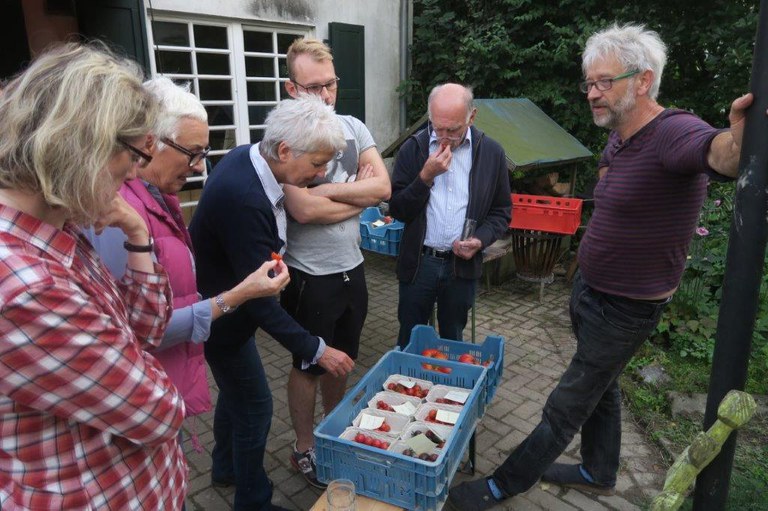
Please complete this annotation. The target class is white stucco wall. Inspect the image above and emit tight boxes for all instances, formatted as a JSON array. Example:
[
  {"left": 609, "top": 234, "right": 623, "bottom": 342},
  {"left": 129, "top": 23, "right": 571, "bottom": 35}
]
[{"left": 146, "top": 0, "right": 404, "bottom": 148}]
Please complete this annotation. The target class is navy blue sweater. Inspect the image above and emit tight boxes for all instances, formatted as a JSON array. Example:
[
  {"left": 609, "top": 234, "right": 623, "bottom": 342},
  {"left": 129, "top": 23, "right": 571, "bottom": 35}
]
[
  {"left": 389, "top": 126, "right": 511, "bottom": 282},
  {"left": 189, "top": 145, "right": 319, "bottom": 361}
]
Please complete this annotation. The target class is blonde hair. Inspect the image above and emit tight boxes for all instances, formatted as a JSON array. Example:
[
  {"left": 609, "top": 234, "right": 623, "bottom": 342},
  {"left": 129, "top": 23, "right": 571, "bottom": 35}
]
[
  {"left": 0, "top": 42, "right": 158, "bottom": 223},
  {"left": 286, "top": 38, "right": 334, "bottom": 80}
]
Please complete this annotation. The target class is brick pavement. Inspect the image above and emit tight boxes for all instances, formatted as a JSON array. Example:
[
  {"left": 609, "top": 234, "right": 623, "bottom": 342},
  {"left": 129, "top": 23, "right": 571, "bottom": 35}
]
[{"left": 184, "top": 252, "right": 666, "bottom": 510}]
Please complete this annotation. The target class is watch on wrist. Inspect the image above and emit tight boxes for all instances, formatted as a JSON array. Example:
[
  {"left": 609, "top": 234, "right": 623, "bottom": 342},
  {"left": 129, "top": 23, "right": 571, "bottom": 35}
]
[
  {"left": 123, "top": 237, "right": 154, "bottom": 253},
  {"left": 214, "top": 294, "right": 237, "bottom": 314}
]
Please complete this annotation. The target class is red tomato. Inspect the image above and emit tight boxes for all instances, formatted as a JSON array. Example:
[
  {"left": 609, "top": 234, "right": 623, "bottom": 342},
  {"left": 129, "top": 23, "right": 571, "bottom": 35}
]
[
  {"left": 355, "top": 433, "right": 365, "bottom": 443},
  {"left": 458, "top": 353, "right": 477, "bottom": 364}
]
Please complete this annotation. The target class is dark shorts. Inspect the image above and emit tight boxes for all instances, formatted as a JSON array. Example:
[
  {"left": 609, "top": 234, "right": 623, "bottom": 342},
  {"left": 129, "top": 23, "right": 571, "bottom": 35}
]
[{"left": 281, "top": 262, "right": 368, "bottom": 375}]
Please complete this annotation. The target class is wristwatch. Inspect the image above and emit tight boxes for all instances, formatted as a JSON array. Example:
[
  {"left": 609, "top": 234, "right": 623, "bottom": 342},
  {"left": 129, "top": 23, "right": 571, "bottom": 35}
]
[
  {"left": 123, "top": 237, "right": 154, "bottom": 253},
  {"left": 214, "top": 294, "right": 236, "bottom": 314}
]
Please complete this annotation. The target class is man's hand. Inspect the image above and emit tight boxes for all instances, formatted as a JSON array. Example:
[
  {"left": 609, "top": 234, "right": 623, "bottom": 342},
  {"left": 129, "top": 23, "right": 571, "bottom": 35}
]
[
  {"left": 452, "top": 237, "right": 482, "bottom": 260},
  {"left": 708, "top": 92, "right": 754, "bottom": 177},
  {"left": 728, "top": 92, "right": 754, "bottom": 149},
  {"left": 318, "top": 346, "right": 355, "bottom": 377},
  {"left": 355, "top": 163, "right": 375, "bottom": 182},
  {"left": 419, "top": 144, "right": 452, "bottom": 186}
]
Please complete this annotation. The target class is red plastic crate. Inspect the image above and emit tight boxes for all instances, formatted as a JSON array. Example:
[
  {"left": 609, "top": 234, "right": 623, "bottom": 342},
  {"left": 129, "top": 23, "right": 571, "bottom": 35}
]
[{"left": 509, "top": 194, "right": 583, "bottom": 235}]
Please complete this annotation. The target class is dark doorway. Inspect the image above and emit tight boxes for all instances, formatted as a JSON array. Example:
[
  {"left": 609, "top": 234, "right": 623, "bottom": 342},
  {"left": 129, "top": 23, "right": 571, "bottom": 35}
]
[{"left": 0, "top": 0, "right": 32, "bottom": 80}]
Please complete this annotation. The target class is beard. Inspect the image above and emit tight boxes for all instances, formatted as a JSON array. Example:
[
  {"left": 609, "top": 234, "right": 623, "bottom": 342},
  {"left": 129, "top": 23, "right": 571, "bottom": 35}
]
[{"left": 592, "top": 83, "right": 636, "bottom": 129}]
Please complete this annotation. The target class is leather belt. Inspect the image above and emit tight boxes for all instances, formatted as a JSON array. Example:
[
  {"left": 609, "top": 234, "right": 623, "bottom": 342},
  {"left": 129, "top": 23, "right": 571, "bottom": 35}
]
[{"left": 423, "top": 246, "right": 452, "bottom": 259}]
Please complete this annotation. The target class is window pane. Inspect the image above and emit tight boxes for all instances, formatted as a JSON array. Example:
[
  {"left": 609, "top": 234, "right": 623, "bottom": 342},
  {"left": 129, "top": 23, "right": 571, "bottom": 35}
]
[
  {"left": 199, "top": 79, "right": 232, "bottom": 101},
  {"left": 155, "top": 50, "right": 192, "bottom": 74},
  {"left": 194, "top": 25, "right": 228, "bottom": 49},
  {"left": 278, "top": 57, "right": 289, "bottom": 78},
  {"left": 209, "top": 129, "right": 237, "bottom": 151},
  {"left": 208, "top": 153, "right": 226, "bottom": 170},
  {"left": 197, "top": 53, "right": 230, "bottom": 75},
  {"left": 205, "top": 105, "right": 234, "bottom": 126},
  {"left": 248, "top": 105, "right": 273, "bottom": 126},
  {"left": 250, "top": 129, "right": 265, "bottom": 143},
  {"left": 247, "top": 81, "right": 276, "bottom": 101},
  {"left": 154, "top": 21, "right": 189, "bottom": 47},
  {"left": 245, "top": 57, "right": 274, "bottom": 77},
  {"left": 243, "top": 31, "right": 272, "bottom": 52},
  {"left": 277, "top": 33, "right": 299, "bottom": 54}
]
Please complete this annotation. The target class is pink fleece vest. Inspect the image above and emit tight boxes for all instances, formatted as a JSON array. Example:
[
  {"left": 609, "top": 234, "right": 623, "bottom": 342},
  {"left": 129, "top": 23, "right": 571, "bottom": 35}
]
[{"left": 120, "top": 180, "right": 212, "bottom": 417}]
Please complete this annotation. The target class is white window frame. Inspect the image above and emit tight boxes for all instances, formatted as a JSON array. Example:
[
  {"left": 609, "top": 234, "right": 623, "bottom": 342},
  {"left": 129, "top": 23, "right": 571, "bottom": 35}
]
[{"left": 145, "top": 14, "right": 310, "bottom": 210}]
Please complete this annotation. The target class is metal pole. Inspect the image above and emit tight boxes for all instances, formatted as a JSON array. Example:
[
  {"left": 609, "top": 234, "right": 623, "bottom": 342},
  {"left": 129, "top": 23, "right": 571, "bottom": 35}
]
[{"left": 693, "top": 1, "right": 768, "bottom": 508}]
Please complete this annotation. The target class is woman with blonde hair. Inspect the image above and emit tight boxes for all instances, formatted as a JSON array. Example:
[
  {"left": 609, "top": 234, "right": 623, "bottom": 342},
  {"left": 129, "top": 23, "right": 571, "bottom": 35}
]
[{"left": 0, "top": 43, "right": 186, "bottom": 510}]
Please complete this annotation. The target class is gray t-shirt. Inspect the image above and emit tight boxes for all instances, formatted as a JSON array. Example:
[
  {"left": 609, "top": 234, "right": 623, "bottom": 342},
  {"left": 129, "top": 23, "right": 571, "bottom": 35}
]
[{"left": 283, "top": 115, "right": 376, "bottom": 275}]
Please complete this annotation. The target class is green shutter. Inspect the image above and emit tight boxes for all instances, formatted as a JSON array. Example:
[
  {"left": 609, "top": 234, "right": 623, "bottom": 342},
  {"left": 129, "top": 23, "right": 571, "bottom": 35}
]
[
  {"left": 328, "top": 22, "right": 365, "bottom": 122},
  {"left": 75, "top": 0, "right": 150, "bottom": 71}
]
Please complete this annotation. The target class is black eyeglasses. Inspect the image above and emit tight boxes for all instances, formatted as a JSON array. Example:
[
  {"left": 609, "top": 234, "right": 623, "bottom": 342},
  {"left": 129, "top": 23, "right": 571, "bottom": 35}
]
[
  {"left": 117, "top": 139, "right": 153, "bottom": 166},
  {"left": 291, "top": 77, "right": 340, "bottom": 95},
  {"left": 161, "top": 137, "right": 210, "bottom": 167},
  {"left": 579, "top": 70, "right": 640, "bottom": 94}
]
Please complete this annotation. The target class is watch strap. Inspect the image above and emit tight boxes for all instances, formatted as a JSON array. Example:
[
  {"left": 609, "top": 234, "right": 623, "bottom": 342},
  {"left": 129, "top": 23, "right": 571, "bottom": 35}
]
[{"left": 124, "top": 237, "right": 154, "bottom": 253}]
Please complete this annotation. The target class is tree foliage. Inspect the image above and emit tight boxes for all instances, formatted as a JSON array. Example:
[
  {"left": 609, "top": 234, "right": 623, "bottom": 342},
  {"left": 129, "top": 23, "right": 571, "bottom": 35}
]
[{"left": 401, "top": 0, "right": 758, "bottom": 160}]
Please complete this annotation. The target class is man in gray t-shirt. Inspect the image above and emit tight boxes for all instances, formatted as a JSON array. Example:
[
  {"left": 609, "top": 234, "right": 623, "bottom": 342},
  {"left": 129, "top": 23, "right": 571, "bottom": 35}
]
[{"left": 280, "top": 38, "right": 391, "bottom": 489}]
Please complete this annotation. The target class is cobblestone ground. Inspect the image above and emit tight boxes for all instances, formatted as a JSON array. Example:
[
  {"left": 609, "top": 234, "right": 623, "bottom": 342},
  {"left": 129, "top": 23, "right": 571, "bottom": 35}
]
[{"left": 184, "top": 252, "right": 666, "bottom": 510}]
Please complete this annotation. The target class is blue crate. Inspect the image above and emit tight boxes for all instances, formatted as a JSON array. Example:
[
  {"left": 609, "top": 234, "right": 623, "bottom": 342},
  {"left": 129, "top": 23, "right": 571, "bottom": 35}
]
[
  {"left": 359, "top": 207, "right": 404, "bottom": 256},
  {"left": 403, "top": 325, "right": 505, "bottom": 404},
  {"left": 314, "top": 351, "right": 487, "bottom": 510}
]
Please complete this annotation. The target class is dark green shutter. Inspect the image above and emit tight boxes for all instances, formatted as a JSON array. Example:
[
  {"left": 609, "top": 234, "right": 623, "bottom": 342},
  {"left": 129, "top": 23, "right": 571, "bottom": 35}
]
[
  {"left": 328, "top": 22, "right": 365, "bottom": 122},
  {"left": 75, "top": 0, "right": 150, "bottom": 71}
]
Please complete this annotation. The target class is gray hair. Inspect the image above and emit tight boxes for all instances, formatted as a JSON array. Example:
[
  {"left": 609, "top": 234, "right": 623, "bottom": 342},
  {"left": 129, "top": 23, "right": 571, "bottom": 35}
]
[
  {"left": 259, "top": 95, "right": 346, "bottom": 160},
  {"left": 143, "top": 77, "right": 207, "bottom": 146},
  {"left": 428, "top": 83, "right": 475, "bottom": 122},
  {"left": 582, "top": 23, "right": 667, "bottom": 100}
]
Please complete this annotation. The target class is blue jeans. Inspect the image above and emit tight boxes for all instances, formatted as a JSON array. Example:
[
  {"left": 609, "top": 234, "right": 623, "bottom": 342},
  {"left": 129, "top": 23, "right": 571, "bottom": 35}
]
[
  {"left": 207, "top": 338, "right": 273, "bottom": 510},
  {"left": 397, "top": 253, "right": 477, "bottom": 347},
  {"left": 492, "top": 272, "right": 667, "bottom": 495}
]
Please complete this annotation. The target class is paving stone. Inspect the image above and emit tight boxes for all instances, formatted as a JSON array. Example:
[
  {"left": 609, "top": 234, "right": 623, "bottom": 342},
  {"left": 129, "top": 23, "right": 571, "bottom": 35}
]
[
  {"left": 184, "top": 253, "right": 666, "bottom": 510},
  {"left": 562, "top": 489, "right": 607, "bottom": 511}
]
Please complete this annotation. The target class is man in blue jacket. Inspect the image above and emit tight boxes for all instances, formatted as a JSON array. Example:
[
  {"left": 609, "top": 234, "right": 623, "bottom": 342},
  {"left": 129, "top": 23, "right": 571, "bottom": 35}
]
[
  {"left": 390, "top": 83, "right": 511, "bottom": 347},
  {"left": 189, "top": 96, "right": 354, "bottom": 511}
]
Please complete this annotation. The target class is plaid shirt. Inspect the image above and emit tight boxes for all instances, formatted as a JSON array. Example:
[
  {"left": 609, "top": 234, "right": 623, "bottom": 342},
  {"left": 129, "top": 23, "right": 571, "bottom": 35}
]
[{"left": 0, "top": 205, "right": 187, "bottom": 510}]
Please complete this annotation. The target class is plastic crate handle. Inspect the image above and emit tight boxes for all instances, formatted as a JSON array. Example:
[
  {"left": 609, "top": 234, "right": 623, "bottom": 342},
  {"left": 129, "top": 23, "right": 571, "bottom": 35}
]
[{"left": 354, "top": 450, "right": 395, "bottom": 467}]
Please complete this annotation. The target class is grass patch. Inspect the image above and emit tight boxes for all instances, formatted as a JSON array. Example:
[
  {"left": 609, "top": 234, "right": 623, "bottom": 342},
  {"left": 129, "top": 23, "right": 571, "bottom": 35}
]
[{"left": 621, "top": 341, "right": 768, "bottom": 509}]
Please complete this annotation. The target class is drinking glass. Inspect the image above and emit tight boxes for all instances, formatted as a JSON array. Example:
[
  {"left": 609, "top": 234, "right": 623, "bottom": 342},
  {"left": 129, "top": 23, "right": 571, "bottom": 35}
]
[
  {"left": 461, "top": 218, "right": 477, "bottom": 240},
  {"left": 326, "top": 479, "right": 356, "bottom": 511}
]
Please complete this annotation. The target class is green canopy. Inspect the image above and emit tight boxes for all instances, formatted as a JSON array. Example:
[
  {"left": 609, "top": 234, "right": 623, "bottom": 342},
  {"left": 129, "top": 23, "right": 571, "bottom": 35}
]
[
  {"left": 381, "top": 98, "right": 592, "bottom": 172},
  {"left": 474, "top": 98, "right": 591, "bottom": 171}
]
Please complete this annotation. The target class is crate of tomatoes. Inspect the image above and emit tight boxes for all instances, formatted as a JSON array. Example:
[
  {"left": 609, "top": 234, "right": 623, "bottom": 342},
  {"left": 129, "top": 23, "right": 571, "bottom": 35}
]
[
  {"left": 314, "top": 351, "right": 487, "bottom": 510},
  {"left": 402, "top": 325, "right": 505, "bottom": 403}
]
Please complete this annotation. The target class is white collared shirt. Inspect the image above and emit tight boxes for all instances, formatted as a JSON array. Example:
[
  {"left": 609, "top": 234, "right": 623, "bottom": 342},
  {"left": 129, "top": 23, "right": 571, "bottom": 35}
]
[
  {"left": 423, "top": 128, "right": 473, "bottom": 250},
  {"left": 250, "top": 143, "right": 287, "bottom": 253}
]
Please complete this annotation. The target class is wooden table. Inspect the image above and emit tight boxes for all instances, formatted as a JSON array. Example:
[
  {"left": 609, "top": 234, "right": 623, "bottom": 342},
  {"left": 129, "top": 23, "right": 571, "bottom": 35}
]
[{"left": 310, "top": 490, "right": 404, "bottom": 511}]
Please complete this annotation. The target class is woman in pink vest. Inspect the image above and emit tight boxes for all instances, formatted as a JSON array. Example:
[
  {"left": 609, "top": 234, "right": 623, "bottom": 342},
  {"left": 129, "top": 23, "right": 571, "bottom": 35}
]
[{"left": 89, "top": 77, "right": 289, "bottom": 449}]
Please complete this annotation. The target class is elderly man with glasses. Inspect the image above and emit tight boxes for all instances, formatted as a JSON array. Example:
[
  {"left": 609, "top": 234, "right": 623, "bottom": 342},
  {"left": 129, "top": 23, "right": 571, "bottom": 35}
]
[
  {"left": 390, "top": 82, "right": 511, "bottom": 349},
  {"left": 446, "top": 23, "right": 754, "bottom": 511}
]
